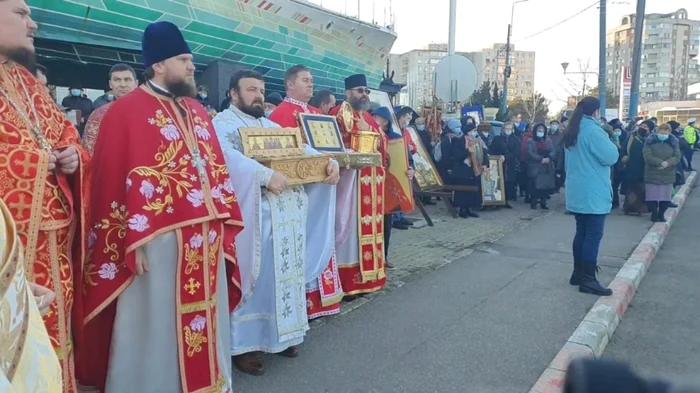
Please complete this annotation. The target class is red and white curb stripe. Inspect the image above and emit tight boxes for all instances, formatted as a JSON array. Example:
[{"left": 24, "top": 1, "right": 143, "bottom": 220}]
[{"left": 529, "top": 172, "right": 698, "bottom": 393}]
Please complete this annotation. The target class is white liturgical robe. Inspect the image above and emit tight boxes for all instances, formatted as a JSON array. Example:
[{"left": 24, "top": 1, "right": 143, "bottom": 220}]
[{"left": 213, "top": 106, "right": 337, "bottom": 354}]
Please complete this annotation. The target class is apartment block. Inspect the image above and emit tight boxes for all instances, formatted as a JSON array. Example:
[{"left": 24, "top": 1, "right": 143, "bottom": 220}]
[{"left": 606, "top": 8, "right": 700, "bottom": 102}]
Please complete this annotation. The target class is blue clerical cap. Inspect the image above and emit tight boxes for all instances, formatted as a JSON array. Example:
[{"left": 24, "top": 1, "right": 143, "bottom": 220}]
[
  {"left": 142, "top": 21, "right": 192, "bottom": 69},
  {"left": 345, "top": 74, "right": 367, "bottom": 90}
]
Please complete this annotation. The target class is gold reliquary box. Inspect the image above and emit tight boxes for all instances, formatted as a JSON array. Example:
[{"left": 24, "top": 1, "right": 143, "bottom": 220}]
[
  {"left": 333, "top": 152, "right": 382, "bottom": 169},
  {"left": 238, "top": 127, "right": 330, "bottom": 186}
]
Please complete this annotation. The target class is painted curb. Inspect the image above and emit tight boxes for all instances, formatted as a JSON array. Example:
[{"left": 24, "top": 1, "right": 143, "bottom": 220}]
[{"left": 528, "top": 172, "right": 698, "bottom": 393}]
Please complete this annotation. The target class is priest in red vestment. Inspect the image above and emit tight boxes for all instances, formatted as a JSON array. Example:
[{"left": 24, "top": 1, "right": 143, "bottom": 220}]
[
  {"left": 0, "top": 2, "right": 90, "bottom": 391},
  {"left": 270, "top": 64, "right": 344, "bottom": 319},
  {"left": 76, "top": 22, "right": 244, "bottom": 393},
  {"left": 330, "top": 74, "right": 389, "bottom": 296}
]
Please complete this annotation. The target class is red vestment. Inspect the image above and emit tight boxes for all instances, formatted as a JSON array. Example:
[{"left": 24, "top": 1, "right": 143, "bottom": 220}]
[
  {"left": 268, "top": 99, "right": 343, "bottom": 319},
  {"left": 82, "top": 101, "right": 111, "bottom": 155},
  {"left": 330, "top": 105, "right": 388, "bottom": 295},
  {"left": 0, "top": 62, "right": 89, "bottom": 393},
  {"left": 77, "top": 85, "right": 244, "bottom": 392}
]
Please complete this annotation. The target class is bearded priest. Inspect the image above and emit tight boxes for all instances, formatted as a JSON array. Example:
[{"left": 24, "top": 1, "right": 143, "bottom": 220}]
[
  {"left": 212, "top": 69, "right": 338, "bottom": 376},
  {"left": 77, "top": 22, "right": 245, "bottom": 393},
  {"left": 269, "top": 64, "right": 344, "bottom": 320},
  {"left": 330, "top": 74, "right": 389, "bottom": 297},
  {"left": 0, "top": 1, "right": 90, "bottom": 391}
]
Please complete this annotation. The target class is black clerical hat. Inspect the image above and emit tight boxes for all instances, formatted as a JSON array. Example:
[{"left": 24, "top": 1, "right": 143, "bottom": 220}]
[
  {"left": 345, "top": 74, "right": 367, "bottom": 90},
  {"left": 142, "top": 22, "right": 192, "bottom": 69}
]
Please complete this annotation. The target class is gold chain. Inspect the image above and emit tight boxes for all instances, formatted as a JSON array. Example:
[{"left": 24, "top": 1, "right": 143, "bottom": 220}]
[{"left": 0, "top": 64, "right": 52, "bottom": 152}]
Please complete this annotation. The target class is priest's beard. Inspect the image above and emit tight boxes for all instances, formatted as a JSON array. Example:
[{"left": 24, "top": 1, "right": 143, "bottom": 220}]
[
  {"left": 164, "top": 75, "right": 196, "bottom": 98},
  {"left": 348, "top": 95, "right": 370, "bottom": 112},
  {"left": 0, "top": 46, "right": 36, "bottom": 72},
  {"left": 236, "top": 97, "right": 265, "bottom": 119}
]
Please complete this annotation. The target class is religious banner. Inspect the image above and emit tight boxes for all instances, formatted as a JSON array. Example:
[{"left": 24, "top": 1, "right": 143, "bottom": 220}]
[
  {"left": 404, "top": 126, "right": 443, "bottom": 190},
  {"left": 481, "top": 155, "right": 507, "bottom": 206},
  {"left": 385, "top": 138, "right": 415, "bottom": 213},
  {"left": 298, "top": 113, "right": 345, "bottom": 152}
]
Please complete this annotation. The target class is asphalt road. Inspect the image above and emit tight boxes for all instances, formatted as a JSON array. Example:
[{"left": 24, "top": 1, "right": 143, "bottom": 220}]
[
  {"left": 233, "top": 200, "right": 655, "bottom": 393},
  {"left": 603, "top": 180, "right": 700, "bottom": 385}
]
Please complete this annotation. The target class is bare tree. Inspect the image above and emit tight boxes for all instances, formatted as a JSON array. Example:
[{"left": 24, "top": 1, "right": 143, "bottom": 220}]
[{"left": 560, "top": 58, "right": 596, "bottom": 102}]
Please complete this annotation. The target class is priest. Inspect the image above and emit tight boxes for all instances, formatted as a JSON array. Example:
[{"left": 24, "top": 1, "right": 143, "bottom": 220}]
[
  {"left": 0, "top": 1, "right": 89, "bottom": 391},
  {"left": 77, "top": 22, "right": 244, "bottom": 393},
  {"left": 330, "top": 74, "right": 389, "bottom": 296},
  {"left": 212, "top": 69, "right": 338, "bottom": 375},
  {"left": 269, "top": 64, "right": 344, "bottom": 320}
]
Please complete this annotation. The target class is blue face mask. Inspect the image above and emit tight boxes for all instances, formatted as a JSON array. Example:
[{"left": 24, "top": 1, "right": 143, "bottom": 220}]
[
  {"left": 658, "top": 134, "right": 669, "bottom": 141},
  {"left": 614, "top": 131, "right": 622, "bottom": 137},
  {"left": 264, "top": 111, "right": 272, "bottom": 118},
  {"left": 417, "top": 126, "right": 425, "bottom": 131},
  {"left": 71, "top": 89, "right": 81, "bottom": 97},
  {"left": 536, "top": 131, "right": 545, "bottom": 138},
  {"left": 470, "top": 131, "right": 479, "bottom": 138},
  {"left": 550, "top": 125, "right": 559, "bottom": 132},
  {"left": 200, "top": 93, "right": 208, "bottom": 99}
]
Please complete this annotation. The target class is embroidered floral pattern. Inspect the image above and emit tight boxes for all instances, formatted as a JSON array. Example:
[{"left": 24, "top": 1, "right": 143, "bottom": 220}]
[
  {"left": 184, "top": 233, "right": 204, "bottom": 275},
  {"left": 98, "top": 263, "right": 118, "bottom": 280},
  {"left": 139, "top": 179, "right": 155, "bottom": 199},
  {"left": 127, "top": 214, "right": 150, "bottom": 232},
  {"left": 184, "top": 317, "right": 208, "bottom": 357},
  {"left": 187, "top": 189, "right": 205, "bottom": 208}
]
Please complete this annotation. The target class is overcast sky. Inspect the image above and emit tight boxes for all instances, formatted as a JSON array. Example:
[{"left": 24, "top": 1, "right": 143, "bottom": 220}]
[{"left": 308, "top": 0, "right": 699, "bottom": 111}]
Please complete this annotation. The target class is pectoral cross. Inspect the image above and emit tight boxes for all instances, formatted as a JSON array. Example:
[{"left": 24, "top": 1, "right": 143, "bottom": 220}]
[
  {"left": 190, "top": 148, "right": 207, "bottom": 178},
  {"left": 184, "top": 277, "right": 201, "bottom": 295}
]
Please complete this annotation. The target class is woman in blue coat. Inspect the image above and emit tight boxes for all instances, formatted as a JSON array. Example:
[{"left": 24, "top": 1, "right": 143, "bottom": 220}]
[{"left": 563, "top": 97, "right": 619, "bottom": 297}]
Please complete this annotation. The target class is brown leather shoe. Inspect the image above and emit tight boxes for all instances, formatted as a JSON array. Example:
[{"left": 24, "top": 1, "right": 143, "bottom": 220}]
[
  {"left": 278, "top": 346, "right": 299, "bottom": 358},
  {"left": 233, "top": 353, "right": 265, "bottom": 376}
]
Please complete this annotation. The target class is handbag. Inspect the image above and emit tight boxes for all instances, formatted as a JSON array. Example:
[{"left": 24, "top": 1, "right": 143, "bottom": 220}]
[{"left": 535, "top": 164, "right": 556, "bottom": 190}]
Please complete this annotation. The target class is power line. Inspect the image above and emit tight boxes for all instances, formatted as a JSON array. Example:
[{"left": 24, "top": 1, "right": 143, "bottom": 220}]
[
  {"left": 475, "top": 1, "right": 599, "bottom": 81},
  {"left": 513, "top": 1, "right": 599, "bottom": 43}
]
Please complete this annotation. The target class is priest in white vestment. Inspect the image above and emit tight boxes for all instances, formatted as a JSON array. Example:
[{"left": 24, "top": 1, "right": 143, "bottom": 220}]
[{"left": 213, "top": 70, "right": 339, "bottom": 376}]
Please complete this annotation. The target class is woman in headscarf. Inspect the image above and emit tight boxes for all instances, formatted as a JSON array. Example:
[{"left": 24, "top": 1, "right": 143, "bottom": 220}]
[
  {"left": 642, "top": 123, "right": 681, "bottom": 222},
  {"left": 489, "top": 121, "right": 520, "bottom": 206},
  {"left": 371, "top": 106, "right": 415, "bottom": 267},
  {"left": 622, "top": 120, "right": 652, "bottom": 215},
  {"left": 518, "top": 123, "right": 533, "bottom": 201},
  {"left": 526, "top": 123, "right": 556, "bottom": 210},
  {"left": 450, "top": 116, "right": 489, "bottom": 218},
  {"left": 435, "top": 118, "right": 461, "bottom": 184}
]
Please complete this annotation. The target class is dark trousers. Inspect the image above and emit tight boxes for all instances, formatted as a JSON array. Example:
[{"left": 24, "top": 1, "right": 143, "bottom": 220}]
[
  {"left": 573, "top": 214, "right": 606, "bottom": 266},
  {"left": 684, "top": 149, "right": 694, "bottom": 169},
  {"left": 505, "top": 181, "right": 517, "bottom": 201},
  {"left": 612, "top": 174, "right": 623, "bottom": 207},
  {"left": 383, "top": 214, "right": 392, "bottom": 259}
]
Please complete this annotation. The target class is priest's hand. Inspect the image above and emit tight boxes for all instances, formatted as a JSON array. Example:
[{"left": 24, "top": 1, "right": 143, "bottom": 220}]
[
  {"left": 324, "top": 161, "right": 340, "bottom": 185},
  {"left": 29, "top": 283, "right": 56, "bottom": 317},
  {"left": 53, "top": 146, "right": 80, "bottom": 174},
  {"left": 135, "top": 247, "right": 150, "bottom": 275},
  {"left": 267, "top": 172, "right": 288, "bottom": 195},
  {"left": 354, "top": 116, "right": 370, "bottom": 131},
  {"left": 48, "top": 153, "right": 57, "bottom": 171},
  {"left": 406, "top": 169, "right": 414, "bottom": 181}
]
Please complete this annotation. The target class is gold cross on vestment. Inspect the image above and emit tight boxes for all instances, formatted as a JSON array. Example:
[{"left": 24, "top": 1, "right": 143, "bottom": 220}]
[
  {"left": 184, "top": 277, "right": 201, "bottom": 295},
  {"left": 14, "top": 152, "right": 35, "bottom": 177},
  {"left": 8, "top": 194, "right": 31, "bottom": 219}
]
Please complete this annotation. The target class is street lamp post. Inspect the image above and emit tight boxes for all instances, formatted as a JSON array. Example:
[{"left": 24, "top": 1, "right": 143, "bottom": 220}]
[
  {"left": 501, "top": 0, "right": 530, "bottom": 117},
  {"left": 598, "top": 0, "right": 607, "bottom": 112},
  {"left": 562, "top": 63, "right": 600, "bottom": 103}
]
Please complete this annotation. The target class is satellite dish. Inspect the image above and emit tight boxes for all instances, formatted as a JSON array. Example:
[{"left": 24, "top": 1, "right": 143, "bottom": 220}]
[{"left": 434, "top": 54, "right": 477, "bottom": 102}]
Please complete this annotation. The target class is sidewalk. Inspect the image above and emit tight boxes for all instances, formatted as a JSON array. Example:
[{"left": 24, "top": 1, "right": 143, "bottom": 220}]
[
  {"left": 234, "top": 196, "right": 658, "bottom": 393},
  {"left": 603, "top": 181, "right": 700, "bottom": 381}
]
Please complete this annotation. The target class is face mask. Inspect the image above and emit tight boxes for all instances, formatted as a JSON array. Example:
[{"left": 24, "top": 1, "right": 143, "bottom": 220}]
[
  {"left": 658, "top": 134, "right": 669, "bottom": 141},
  {"left": 200, "top": 93, "right": 208, "bottom": 99},
  {"left": 550, "top": 125, "right": 559, "bottom": 132},
  {"left": 504, "top": 130, "right": 513, "bottom": 136},
  {"left": 536, "top": 131, "right": 545, "bottom": 138},
  {"left": 264, "top": 111, "right": 272, "bottom": 118},
  {"left": 482, "top": 132, "right": 489, "bottom": 137},
  {"left": 417, "top": 126, "right": 425, "bottom": 131},
  {"left": 614, "top": 131, "right": 621, "bottom": 137},
  {"left": 470, "top": 131, "right": 479, "bottom": 138},
  {"left": 107, "top": 94, "right": 115, "bottom": 101},
  {"left": 71, "top": 89, "right": 81, "bottom": 97}
]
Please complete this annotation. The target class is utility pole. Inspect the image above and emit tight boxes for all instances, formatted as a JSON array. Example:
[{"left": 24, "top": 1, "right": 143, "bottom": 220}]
[
  {"left": 598, "top": 0, "right": 607, "bottom": 113},
  {"left": 448, "top": 0, "right": 456, "bottom": 55},
  {"left": 629, "top": 0, "right": 646, "bottom": 119},
  {"left": 501, "top": 24, "right": 512, "bottom": 116},
  {"left": 357, "top": 0, "right": 360, "bottom": 19}
]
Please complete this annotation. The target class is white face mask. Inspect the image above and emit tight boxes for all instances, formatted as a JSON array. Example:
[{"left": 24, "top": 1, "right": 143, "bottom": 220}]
[
  {"left": 504, "top": 129, "right": 513, "bottom": 136},
  {"left": 536, "top": 131, "right": 545, "bottom": 138}
]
